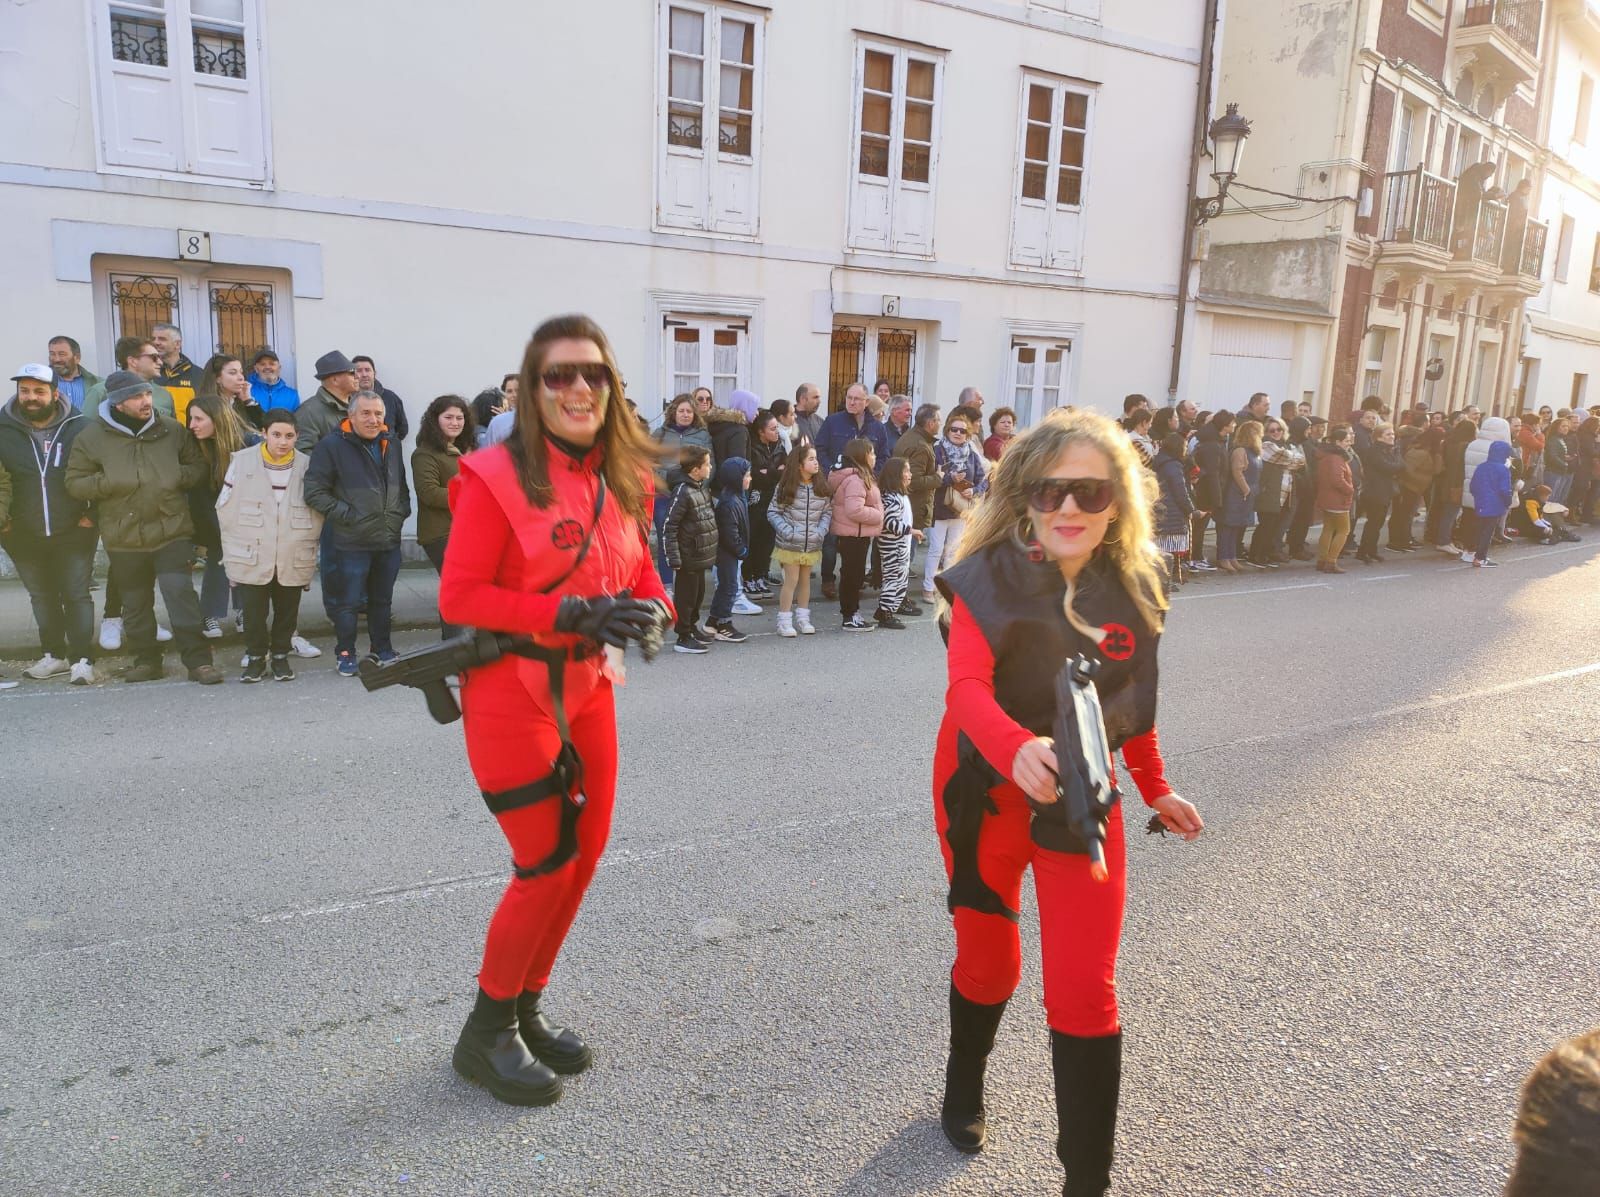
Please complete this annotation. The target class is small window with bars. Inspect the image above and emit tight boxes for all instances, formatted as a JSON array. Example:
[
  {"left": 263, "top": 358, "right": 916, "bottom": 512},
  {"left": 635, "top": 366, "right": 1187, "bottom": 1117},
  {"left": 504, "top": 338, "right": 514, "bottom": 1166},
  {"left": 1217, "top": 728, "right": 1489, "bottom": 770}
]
[
  {"left": 110, "top": 273, "right": 180, "bottom": 343},
  {"left": 209, "top": 281, "right": 273, "bottom": 361},
  {"left": 190, "top": 0, "right": 247, "bottom": 79},
  {"left": 111, "top": 1, "right": 169, "bottom": 67}
]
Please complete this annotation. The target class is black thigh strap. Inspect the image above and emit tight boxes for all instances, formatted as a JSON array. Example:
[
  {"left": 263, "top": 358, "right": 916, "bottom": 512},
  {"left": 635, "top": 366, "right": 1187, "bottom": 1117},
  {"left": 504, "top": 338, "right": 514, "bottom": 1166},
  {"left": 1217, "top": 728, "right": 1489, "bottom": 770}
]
[{"left": 941, "top": 737, "right": 1021, "bottom": 923}]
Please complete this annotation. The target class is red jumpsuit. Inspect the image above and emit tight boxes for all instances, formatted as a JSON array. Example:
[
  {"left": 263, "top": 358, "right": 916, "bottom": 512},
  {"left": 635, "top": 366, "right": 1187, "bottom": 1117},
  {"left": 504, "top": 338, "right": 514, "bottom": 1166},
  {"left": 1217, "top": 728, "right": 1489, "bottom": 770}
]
[
  {"left": 439, "top": 442, "right": 670, "bottom": 1002},
  {"left": 933, "top": 597, "right": 1171, "bottom": 1038}
]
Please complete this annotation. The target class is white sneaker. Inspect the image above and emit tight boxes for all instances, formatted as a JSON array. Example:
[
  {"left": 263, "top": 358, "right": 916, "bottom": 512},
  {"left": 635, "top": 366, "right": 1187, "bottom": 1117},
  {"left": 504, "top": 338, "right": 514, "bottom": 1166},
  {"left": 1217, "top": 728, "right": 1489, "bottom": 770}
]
[
  {"left": 1460, "top": 550, "right": 1474, "bottom": 564},
  {"left": 202, "top": 617, "right": 223, "bottom": 639},
  {"left": 156, "top": 625, "right": 173, "bottom": 642},
  {"left": 777, "top": 611, "right": 797, "bottom": 638},
  {"left": 0, "top": 678, "right": 16, "bottom": 690},
  {"left": 290, "top": 634, "right": 322, "bottom": 658},
  {"left": 98, "top": 617, "right": 123, "bottom": 651},
  {"left": 794, "top": 607, "right": 816, "bottom": 635},
  {"left": 732, "top": 593, "right": 762, "bottom": 616},
  {"left": 69, "top": 659, "right": 95, "bottom": 686},
  {"left": 24, "top": 654, "right": 70, "bottom": 680}
]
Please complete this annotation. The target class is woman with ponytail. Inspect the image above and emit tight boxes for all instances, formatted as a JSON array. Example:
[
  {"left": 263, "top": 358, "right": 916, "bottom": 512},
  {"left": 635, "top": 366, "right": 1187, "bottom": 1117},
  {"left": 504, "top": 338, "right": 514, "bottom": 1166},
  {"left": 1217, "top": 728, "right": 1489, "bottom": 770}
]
[{"left": 931, "top": 408, "right": 1204, "bottom": 1196}]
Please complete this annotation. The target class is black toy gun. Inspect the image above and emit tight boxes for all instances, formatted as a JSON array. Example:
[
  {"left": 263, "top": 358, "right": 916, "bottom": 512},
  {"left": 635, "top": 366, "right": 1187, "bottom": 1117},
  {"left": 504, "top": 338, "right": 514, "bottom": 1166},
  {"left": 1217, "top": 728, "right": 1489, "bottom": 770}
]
[
  {"left": 1036, "top": 653, "right": 1122, "bottom": 883},
  {"left": 358, "top": 629, "right": 518, "bottom": 724}
]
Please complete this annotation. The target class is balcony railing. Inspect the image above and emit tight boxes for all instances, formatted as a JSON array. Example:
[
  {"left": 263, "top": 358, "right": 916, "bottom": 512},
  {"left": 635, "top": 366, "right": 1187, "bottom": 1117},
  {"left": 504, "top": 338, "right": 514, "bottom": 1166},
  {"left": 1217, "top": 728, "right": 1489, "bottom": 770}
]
[
  {"left": 1519, "top": 218, "right": 1549, "bottom": 278},
  {"left": 1461, "top": 0, "right": 1543, "bottom": 55},
  {"left": 1474, "top": 199, "right": 1507, "bottom": 264},
  {"left": 1379, "top": 168, "right": 1457, "bottom": 250}
]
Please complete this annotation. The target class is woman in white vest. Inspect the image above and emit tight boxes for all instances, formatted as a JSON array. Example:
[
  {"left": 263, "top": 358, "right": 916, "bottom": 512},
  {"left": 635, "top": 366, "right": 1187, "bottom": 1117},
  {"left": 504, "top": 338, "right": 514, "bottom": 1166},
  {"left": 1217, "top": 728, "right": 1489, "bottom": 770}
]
[{"left": 216, "top": 409, "right": 324, "bottom": 682}]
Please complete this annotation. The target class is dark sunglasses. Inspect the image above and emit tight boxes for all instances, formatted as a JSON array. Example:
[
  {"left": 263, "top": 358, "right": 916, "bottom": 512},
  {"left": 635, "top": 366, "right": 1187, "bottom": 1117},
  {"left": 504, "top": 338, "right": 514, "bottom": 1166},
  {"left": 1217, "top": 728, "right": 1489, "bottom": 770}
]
[
  {"left": 1026, "top": 477, "right": 1115, "bottom": 514},
  {"left": 947, "top": 425, "right": 969, "bottom": 436},
  {"left": 541, "top": 363, "right": 613, "bottom": 392}
]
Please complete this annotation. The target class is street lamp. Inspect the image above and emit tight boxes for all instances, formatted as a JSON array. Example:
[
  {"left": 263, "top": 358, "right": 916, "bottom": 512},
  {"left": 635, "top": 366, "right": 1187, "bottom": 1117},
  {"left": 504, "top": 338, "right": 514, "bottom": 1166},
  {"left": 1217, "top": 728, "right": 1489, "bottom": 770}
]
[{"left": 1193, "top": 102, "right": 1252, "bottom": 225}]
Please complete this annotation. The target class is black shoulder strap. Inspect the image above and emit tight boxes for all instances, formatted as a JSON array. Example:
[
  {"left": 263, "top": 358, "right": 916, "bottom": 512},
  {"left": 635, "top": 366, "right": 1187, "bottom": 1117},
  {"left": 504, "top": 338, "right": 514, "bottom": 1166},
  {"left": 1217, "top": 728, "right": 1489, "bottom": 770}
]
[{"left": 538, "top": 473, "right": 607, "bottom": 595}]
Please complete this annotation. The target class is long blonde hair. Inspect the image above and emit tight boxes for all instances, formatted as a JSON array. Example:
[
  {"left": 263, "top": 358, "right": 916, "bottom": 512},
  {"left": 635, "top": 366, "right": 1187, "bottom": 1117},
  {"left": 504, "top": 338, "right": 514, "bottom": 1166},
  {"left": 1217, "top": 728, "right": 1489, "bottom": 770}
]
[{"left": 950, "top": 408, "right": 1168, "bottom": 639}]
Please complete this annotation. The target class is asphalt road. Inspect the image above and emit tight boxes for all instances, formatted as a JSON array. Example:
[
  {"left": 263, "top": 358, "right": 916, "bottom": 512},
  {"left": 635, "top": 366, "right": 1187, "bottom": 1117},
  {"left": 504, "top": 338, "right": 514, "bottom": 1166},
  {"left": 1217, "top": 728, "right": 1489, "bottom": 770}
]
[{"left": 3, "top": 541, "right": 1597, "bottom": 1197}]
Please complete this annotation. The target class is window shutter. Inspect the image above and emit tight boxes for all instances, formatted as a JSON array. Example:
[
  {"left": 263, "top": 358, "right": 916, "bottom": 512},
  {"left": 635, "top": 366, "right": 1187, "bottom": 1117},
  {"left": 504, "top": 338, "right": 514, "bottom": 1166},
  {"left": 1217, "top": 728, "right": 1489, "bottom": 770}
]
[
  {"left": 100, "top": 3, "right": 183, "bottom": 171},
  {"left": 179, "top": 0, "right": 266, "bottom": 181},
  {"left": 708, "top": 13, "right": 758, "bottom": 235},
  {"left": 660, "top": 4, "right": 710, "bottom": 230},
  {"left": 890, "top": 55, "right": 938, "bottom": 255}
]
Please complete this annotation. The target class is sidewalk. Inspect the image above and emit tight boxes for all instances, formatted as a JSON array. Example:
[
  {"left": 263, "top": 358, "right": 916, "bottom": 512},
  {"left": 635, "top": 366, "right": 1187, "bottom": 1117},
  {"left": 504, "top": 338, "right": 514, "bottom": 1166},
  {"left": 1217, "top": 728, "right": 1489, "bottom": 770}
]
[{"left": 0, "top": 564, "right": 443, "bottom": 660}]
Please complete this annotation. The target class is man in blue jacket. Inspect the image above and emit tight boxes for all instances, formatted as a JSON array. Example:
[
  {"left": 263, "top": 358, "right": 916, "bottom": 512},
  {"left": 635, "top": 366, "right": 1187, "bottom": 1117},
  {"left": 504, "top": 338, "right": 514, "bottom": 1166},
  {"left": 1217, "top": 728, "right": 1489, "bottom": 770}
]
[
  {"left": 302, "top": 390, "right": 411, "bottom": 675},
  {"left": 813, "top": 382, "right": 890, "bottom": 598},
  {"left": 0, "top": 364, "right": 97, "bottom": 683},
  {"left": 248, "top": 349, "right": 301, "bottom": 412}
]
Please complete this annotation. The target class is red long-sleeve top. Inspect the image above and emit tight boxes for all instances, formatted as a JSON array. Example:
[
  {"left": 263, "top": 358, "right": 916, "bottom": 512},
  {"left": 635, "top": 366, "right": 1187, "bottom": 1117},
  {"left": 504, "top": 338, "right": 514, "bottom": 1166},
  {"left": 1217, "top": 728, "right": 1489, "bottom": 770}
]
[{"left": 945, "top": 596, "right": 1172, "bottom": 805}]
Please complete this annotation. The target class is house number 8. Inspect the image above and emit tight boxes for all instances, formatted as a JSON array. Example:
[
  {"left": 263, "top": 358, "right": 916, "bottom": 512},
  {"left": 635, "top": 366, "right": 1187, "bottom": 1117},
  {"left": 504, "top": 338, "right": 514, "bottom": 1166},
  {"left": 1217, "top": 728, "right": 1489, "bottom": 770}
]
[{"left": 178, "top": 230, "right": 211, "bottom": 261}]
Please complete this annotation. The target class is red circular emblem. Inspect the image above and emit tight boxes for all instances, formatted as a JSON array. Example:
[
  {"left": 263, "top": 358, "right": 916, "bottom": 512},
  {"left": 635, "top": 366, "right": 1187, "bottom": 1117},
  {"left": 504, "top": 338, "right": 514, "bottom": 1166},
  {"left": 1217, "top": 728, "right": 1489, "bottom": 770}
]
[
  {"left": 551, "top": 519, "right": 585, "bottom": 551},
  {"left": 1100, "top": 623, "right": 1136, "bottom": 661}
]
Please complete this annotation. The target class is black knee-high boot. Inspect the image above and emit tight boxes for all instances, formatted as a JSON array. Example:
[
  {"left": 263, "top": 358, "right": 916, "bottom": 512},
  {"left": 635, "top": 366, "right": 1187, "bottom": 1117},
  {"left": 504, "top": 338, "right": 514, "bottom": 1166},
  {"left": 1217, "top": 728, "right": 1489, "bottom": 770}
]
[
  {"left": 1051, "top": 1029, "right": 1122, "bottom": 1196},
  {"left": 941, "top": 983, "right": 1009, "bottom": 1152}
]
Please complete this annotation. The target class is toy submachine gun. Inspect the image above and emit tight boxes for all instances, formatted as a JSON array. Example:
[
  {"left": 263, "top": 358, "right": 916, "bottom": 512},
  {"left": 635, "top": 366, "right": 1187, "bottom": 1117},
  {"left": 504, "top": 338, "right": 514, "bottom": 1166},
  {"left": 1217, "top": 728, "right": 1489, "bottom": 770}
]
[
  {"left": 358, "top": 614, "right": 667, "bottom": 724},
  {"left": 357, "top": 629, "right": 527, "bottom": 724},
  {"left": 1031, "top": 653, "right": 1122, "bottom": 883}
]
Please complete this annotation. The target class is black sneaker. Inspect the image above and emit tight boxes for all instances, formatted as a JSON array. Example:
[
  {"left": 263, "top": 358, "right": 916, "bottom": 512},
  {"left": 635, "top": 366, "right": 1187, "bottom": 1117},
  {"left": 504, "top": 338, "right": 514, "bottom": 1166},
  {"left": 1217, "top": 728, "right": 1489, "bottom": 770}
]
[
  {"left": 897, "top": 600, "right": 924, "bottom": 617},
  {"left": 711, "top": 622, "right": 749, "bottom": 643},
  {"left": 690, "top": 625, "right": 715, "bottom": 645},
  {"left": 270, "top": 655, "right": 295, "bottom": 682},
  {"left": 841, "top": 614, "right": 876, "bottom": 632},
  {"left": 673, "top": 635, "right": 709, "bottom": 654},
  {"left": 240, "top": 656, "right": 268, "bottom": 683},
  {"left": 874, "top": 609, "right": 906, "bottom": 630}
]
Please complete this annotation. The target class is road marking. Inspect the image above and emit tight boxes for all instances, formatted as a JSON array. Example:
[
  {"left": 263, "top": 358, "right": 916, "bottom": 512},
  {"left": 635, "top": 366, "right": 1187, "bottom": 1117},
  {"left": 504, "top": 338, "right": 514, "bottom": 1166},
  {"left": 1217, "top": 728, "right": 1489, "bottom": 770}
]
[
  {"left": 1363, "top": 574, "right": 1407, "bottom": 581},
  {"left": 1173, "top": 582, "right": 1329, "bottom": 601},
  {"left": 1445, "top": 542, "right": 1596, "bottom": 571},
  {"left": 1175, "top": 659, "right": 1600, "bottom": 761}
]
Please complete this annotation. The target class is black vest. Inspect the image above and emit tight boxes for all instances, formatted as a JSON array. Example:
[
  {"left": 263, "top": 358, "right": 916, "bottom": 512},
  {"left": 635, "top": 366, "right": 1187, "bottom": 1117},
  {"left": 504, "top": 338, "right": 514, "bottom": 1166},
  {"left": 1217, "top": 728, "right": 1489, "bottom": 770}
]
[{"left": 936, "top": 540, "right": 1159, "bottom": 752}]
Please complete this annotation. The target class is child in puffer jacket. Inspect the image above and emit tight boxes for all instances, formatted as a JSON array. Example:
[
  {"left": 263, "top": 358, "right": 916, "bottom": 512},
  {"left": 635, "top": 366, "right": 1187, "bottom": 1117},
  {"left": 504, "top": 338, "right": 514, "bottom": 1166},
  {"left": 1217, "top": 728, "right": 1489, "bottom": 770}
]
[
  {"left": 665, "top": 446, "right": 718, "bottom": 653},
  {"left": 767, "top": 443, "right": 831, "bottom": 637},
  {"left": 708, "top": 456, "right": 752, "bottom": 642},
  {"left": 1467, "top": 440, "right": 1515, "bottom": 567}
]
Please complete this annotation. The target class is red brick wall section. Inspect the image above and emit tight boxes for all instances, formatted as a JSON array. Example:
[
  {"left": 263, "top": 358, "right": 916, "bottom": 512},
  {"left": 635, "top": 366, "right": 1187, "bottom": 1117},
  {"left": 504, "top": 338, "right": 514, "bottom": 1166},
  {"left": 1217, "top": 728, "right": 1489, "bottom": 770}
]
[
  {"left": 1332, "top": 263, "right": 1375, "bottom": 421},
  {"left": 1504, "top": 94, "right": 1537, "bottom": 140},
  {"left": 1376, "top": 0, "right": 1447, "bottom": 77},
  {"left": 1359, "top": 84, "right": 1397, "bottom": 237}
]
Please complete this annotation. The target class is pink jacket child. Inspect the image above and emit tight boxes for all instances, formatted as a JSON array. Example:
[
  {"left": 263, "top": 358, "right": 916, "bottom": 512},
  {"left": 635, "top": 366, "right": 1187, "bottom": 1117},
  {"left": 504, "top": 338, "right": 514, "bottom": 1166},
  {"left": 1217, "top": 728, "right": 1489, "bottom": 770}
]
[{"left": 830, "top": 468, "right": 884, "bottom": 536}]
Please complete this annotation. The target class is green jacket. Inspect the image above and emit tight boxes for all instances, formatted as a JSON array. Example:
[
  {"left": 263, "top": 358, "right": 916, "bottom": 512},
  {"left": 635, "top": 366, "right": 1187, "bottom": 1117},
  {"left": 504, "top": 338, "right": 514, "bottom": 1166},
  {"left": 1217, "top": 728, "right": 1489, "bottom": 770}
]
[
  {"left": 410, "top": 443, "right": 461, "bottom": 545},
  {"left": 64, "top": 402, "right": 208, "bottom": 551},
  {"left": 294, "top": 386, "right": 348, "bottom": 453},
  {"left": 83, "top": 379, "right": 176, "bottom": 420}
]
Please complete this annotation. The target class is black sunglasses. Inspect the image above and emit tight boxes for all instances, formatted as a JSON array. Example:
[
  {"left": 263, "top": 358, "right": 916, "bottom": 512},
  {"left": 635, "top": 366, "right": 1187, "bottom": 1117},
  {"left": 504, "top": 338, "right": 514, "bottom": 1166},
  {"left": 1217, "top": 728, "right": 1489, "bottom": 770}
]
[
  {"left": 1026, "top": 477, "right": 1115, "bottom": 514},
  {"left": 541, "top": 363, "right": 613, "bottom": 392}
]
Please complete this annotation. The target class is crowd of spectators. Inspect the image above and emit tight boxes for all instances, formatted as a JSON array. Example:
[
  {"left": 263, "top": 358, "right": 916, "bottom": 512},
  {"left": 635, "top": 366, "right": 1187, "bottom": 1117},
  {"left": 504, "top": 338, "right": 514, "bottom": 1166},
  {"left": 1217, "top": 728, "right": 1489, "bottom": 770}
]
[{"left": 5, "top": 329, "right": 1598, "bottom": 690}]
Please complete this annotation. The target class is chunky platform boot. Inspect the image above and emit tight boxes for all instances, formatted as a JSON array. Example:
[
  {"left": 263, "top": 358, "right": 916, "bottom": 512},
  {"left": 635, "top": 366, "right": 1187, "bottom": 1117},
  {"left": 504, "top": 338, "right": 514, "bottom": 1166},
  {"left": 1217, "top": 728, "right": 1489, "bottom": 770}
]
[
  {"left": 451, "top": 988, "right": 563, "bottom": 1106},
  {"left": 516, "top": 989, "right": 593, "bottom": 1074},
  {"left": 940, "top": 983, "right": 1009, "bottom": 1152},
  {"left": 1051, "top": 1029, "right": 1122, "bottom": 1196}
]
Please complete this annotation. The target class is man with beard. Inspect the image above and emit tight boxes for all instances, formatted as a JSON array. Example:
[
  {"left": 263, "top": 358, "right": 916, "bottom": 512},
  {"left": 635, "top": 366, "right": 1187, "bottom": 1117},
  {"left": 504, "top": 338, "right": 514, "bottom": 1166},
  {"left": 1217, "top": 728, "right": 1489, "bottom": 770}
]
[
  {"left": 0, "top": 365, "right": 97, "bottom": 683},
  {"left": 46, "top": 336, "right": 99, "bottom": 412},
  {"left": 151, "top": 322, "right": 201, "bottom": 422}
]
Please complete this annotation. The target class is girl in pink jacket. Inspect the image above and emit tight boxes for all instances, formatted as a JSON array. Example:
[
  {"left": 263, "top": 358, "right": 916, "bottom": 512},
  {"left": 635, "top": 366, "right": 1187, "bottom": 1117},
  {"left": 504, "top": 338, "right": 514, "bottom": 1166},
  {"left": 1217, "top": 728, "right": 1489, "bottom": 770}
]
[{"left": 830, "top": 438, "right": 884, "bottom": 631}]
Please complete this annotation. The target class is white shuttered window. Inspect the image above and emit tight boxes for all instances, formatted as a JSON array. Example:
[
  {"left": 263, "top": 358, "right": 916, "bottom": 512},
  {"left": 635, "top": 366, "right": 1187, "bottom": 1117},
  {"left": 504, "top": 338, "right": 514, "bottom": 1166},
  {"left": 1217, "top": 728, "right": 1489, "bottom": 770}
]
[
  {"left": 849, "top": 41, "right": 943, "bottom": 256},
  {"left": 93, "top": 0, "right": 267, "bottom": 182},
  {"left": 665, "top": 316, "right": 749, "bottom": 407},
  {"left": 1009, "top": 340, "right": 1070, "bottom": 428},
  {"left": 1011, "top": 77, "right": 1093, "bottom": 272},
  {"left": 657, "top": 1, "right": 764, "bottom": 236}
]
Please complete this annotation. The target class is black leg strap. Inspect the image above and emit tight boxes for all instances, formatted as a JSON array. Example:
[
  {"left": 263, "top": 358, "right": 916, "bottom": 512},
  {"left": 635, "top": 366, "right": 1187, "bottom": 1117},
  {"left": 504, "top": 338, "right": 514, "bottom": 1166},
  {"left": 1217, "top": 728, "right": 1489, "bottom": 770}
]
[
  {"left": 480, "top": 645, "right": 589, "bottom": 880},
  {"left": 942, "top": 738, "right": 1021, "bottom": 923}
]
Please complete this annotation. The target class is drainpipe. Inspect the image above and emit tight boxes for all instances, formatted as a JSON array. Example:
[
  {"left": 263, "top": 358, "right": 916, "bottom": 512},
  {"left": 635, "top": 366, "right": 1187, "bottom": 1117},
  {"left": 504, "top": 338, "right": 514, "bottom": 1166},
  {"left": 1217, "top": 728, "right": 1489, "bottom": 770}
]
[{"left": 1167, "top": 0, "right": 1222, "bottom": 403}]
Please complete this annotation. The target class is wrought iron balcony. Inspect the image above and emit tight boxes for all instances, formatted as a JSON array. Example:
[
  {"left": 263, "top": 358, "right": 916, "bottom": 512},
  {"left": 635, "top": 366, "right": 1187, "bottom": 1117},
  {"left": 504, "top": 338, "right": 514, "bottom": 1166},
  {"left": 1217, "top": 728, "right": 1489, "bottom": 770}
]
[
  {"left": 1379, "top": 169, "right": 1457, "bottom": 251},
  {"left": 1456, "top": 1, "right": 1542, "bottom": 89},
  {"left": 1518, "top": 218, "right": 1548, "bottom": 279}
]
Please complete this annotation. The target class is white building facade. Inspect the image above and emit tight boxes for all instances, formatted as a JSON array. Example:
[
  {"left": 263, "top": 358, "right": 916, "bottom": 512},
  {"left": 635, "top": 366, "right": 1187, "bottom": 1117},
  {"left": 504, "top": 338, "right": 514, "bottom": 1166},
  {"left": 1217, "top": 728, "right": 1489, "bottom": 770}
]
[
  {"left": 0, "top": 0, "right": 1208, "bottom": 437},
  {"left": 1523, "top": 0, "right": 1600, "bottom": 413}
]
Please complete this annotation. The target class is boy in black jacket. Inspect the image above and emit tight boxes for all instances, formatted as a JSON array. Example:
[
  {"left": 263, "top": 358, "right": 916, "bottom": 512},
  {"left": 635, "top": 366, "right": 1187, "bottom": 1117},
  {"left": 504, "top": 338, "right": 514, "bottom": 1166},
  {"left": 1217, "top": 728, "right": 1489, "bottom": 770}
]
[
  {"left": 665, "top": 446, "right": 717, "bottom": 654},
  {"left": 708, "top": 456, "right": 751, "bottom": 643}
]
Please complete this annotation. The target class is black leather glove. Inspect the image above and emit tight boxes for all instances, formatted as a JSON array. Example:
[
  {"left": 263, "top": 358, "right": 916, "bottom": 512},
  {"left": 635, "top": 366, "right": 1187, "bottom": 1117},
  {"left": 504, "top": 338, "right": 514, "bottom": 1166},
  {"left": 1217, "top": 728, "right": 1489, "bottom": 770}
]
[{"left": 553, "top": 592, "right": 660, "bottom": 648}]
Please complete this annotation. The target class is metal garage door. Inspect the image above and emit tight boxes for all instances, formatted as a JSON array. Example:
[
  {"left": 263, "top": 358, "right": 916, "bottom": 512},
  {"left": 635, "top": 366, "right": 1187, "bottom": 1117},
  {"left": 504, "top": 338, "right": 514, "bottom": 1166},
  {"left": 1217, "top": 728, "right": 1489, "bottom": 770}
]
[{"left": 1207, "top": 316, "right": 1293, "bottom": 414}]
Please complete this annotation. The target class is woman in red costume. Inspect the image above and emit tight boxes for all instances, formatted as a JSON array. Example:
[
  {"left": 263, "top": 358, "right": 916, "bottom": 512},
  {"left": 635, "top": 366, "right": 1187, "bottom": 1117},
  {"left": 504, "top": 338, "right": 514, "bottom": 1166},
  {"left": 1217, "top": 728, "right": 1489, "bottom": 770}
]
[
  {"left": 932, "top": 409, "right": 1204, "bottom": 1195},
  {"left": 438, "top": 314, "right": 671, "bottom": 1106}
]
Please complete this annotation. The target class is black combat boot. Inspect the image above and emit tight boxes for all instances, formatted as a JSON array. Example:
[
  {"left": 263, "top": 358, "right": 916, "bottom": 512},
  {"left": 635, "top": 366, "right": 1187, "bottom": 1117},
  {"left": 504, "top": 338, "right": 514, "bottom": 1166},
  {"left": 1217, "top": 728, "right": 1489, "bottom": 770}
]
[
  {"left": 1051, "top": 1029, "right": 1122, "bottom": 1196},
  {"left": 940, "top": 983, "right": 1009, "bottom": 1152},
  {"left": 516, "top": 989, "right": 593, "bottom": 1074},
  {"left": 452, "top": 988, "right": 563, "bottom": 1106}
]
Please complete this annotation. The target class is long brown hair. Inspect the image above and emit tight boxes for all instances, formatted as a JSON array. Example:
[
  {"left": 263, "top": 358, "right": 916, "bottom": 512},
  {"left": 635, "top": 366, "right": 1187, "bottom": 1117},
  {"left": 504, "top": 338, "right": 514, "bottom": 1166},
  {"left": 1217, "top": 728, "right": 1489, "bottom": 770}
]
[
  {"left": 187, "top": 393, "right": 247, "bottom": 489},
  {"left": 950, "top": 408, "right": 1167, "bottom": 639},
  {"left": 508, "top": 314, "right": 653, "bottom": 522},
  {"left": 775, "top": 441, "right": 828, "bottom": 507},
  {"left": 196, "top": 354, "right": 245, "bottom": 403},
  {"left": 838, "top": 437, "right": 877, "bottom": 494}
]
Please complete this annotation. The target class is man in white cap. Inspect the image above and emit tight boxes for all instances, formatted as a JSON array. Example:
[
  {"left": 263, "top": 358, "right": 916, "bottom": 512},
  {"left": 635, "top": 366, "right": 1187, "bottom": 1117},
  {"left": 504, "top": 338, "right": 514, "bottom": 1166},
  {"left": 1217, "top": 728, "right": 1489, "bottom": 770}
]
[{"left": 0, "top": 364, "right": 98, "bottom": 684}]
